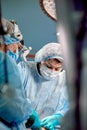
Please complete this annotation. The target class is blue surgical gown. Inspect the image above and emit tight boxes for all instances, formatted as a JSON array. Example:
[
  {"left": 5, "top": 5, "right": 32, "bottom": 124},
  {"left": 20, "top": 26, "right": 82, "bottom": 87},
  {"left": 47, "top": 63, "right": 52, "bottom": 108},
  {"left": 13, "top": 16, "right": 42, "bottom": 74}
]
[
  {"left": 18, "top": 61, "right": 69, "bottom": 119},
  {"left": 0, "top": 52, "right": 33, "bottom": 130}
]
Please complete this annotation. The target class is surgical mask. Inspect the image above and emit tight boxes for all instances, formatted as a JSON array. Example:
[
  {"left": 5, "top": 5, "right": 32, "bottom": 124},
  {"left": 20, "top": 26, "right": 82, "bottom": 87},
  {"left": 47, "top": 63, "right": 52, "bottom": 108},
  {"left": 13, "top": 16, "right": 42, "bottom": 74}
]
[
  {"left": 40, "top": 64, "right": 60, "bottom": 80},
  {"left": 7, "top": 49, "right": 19, "bottom": 61}
]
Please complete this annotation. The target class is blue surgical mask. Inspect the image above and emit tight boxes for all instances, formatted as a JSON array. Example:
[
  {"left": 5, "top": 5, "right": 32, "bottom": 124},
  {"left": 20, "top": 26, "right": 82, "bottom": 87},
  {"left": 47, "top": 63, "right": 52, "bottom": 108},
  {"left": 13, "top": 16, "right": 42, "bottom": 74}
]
[
  {"left": 40, "top": 64, "right": 60, "bottom": 80},
  {"left": 7, "top": 49, "right": 19, "bottom": 61}
]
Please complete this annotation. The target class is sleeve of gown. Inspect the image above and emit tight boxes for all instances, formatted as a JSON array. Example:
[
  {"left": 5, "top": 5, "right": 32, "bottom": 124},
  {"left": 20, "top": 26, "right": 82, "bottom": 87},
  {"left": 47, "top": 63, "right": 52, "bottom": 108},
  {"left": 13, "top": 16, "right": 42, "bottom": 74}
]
[
  {"left": 0, "top": 51, "right": 33, "bottom": 123},
  {"left": 55, "top": 85, "right": 70, "bottom": 116}
]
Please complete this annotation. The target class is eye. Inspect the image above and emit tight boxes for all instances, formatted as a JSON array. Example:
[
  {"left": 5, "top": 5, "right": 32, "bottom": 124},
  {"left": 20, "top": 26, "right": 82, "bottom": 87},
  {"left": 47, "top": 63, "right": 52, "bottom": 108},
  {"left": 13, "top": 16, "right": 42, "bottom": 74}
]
[
  {"left": 47, "top": 65, "right": 52, "bottom": 69},
  {"left": 55, "top": 67, "right": 62, "bottom": 71},
  {"left": 45, "top": 63, "right": 52, "bottom": 69},
  {"left": 55, "top": 68, "right": 59, "bottom": 71}
]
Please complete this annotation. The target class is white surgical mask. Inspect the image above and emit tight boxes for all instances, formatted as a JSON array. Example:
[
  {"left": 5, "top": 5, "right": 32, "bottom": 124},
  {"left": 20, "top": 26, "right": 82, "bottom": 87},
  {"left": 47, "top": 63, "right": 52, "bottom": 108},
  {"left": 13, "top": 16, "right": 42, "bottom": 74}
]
[{"left": 40, "top": 64, "right": 60, "bottom": 80}]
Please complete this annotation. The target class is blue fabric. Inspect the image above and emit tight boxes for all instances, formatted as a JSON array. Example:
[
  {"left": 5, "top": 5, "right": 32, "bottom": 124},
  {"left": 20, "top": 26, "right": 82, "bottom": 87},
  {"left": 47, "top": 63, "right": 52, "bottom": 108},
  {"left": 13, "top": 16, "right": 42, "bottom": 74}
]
[
  {"left": 17, "top": 43, "right": 69, "bottom": 129},
  {"left": 3, "top": 35, "right": 19, "bottom": 45},
  {"left": 7, "top": 50, "right": 19, "bottom": 61},
  {"left": 0, "top": 52, "right": 33, "bottom": 130},
  {"left": 30, "top": 110, "right": 41, "bottom": 129},
  {"left": 18, "top": 61, "right": 69, "bottom": 119},
  {"left": 0, "top": 122, "right": 26, "bottom": 130},
  {"left": 40, "top": 114, "right": 62, "bottom": 130},
  {"left": 0, "top": 122, "right": 11, "bottom": 130}
]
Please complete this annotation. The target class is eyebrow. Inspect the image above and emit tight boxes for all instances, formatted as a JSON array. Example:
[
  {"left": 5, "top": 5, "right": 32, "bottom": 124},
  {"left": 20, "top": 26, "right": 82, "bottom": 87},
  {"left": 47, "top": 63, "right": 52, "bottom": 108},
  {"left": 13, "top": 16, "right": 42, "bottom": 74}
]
[{"left": 45, "top": 62, "right": 62, "bottom": 68}]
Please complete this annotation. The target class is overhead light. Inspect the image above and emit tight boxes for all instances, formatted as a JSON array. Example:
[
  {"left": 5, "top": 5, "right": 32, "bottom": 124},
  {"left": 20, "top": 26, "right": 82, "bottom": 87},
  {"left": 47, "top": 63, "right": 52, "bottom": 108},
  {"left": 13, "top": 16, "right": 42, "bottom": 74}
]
[{"left": 39, "top": 0, "right": 57, "bottom": 21}]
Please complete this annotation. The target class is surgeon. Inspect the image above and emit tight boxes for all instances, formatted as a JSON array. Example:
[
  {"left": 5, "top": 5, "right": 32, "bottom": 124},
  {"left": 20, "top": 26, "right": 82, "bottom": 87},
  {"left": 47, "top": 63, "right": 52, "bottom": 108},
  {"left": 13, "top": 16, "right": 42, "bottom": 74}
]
[
  {"left": 2, "top": 18, "right": 32, "bottom": 63},
  {"left": 0, "top": 18, "right": 23, "bottom": 61},
  {"left": 18, "top": 42, "right": 70, "bottom": 130},
  {"left": 0, "top": 18, "right": 41, "bottom": 130}
]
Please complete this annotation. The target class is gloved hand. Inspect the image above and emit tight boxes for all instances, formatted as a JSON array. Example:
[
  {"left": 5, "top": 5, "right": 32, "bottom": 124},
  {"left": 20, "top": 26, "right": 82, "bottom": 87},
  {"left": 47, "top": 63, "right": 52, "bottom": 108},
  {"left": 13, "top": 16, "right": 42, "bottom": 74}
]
[
  {"left": 25, "top": 110, "right": 41, "bottom": 130},
  {"left": 40, "top": 114, "right": 62, "bottom": 130}
]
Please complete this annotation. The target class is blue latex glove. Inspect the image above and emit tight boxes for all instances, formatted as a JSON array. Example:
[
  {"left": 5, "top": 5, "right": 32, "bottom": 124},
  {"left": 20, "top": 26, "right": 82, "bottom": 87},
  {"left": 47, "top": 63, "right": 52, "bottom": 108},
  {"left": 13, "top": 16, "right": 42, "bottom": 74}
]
[
  {"left": 26, "top": 110, "right": 41, "bottom": 130},
  {"left": 40, "top": 114, "right": 62, "bottom": 130}
]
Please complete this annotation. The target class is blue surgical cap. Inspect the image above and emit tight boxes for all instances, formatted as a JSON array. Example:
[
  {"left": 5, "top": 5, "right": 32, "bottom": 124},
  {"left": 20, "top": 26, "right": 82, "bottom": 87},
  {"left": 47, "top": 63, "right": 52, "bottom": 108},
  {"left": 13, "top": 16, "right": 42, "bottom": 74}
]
[
  {"left": 0, "top": 35, "right": 20, "bottom": 45},
  {"left": 35, "top": 42, "right": 64, "bottom": 63},
  {"left": 3, "top": 35, "right": 20, "bottom": 45}
]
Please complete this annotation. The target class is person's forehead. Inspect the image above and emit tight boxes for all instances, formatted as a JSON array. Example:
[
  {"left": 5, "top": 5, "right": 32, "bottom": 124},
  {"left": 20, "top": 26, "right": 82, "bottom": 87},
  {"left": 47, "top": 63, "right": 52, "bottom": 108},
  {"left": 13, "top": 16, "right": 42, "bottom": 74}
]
[
  {"left": 44, "top": 59, "right": 62, "bottom": 68},
  {"left": 45, "top": 58, "right": 61, "bottom": 64}
]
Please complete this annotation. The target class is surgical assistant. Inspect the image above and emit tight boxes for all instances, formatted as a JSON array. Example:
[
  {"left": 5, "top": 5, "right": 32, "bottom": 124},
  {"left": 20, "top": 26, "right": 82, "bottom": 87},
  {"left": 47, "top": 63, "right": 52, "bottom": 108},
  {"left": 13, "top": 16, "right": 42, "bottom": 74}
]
[{"left": 18, "top": 43, "right": 69, "bottom": 130}]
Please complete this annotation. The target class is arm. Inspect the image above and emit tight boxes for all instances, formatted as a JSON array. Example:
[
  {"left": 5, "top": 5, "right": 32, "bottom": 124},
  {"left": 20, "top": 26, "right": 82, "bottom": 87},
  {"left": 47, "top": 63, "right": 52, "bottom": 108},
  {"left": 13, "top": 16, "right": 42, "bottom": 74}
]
[
  {"left": 55, "top": 85, "right": 69, "bottom": 116},
  {"left": 40, "top": 85, "right": 69, "bottom": 130},
  {"left": 0, "top": 52, "right": 33, "bottom": 123},
  {"left": 40, "top": 114, "right": 62, "bottom": 130}
]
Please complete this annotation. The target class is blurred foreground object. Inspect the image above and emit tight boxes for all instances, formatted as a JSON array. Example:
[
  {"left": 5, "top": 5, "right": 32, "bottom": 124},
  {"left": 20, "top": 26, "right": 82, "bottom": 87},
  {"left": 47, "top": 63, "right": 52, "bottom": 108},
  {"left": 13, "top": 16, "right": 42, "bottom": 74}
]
[{"left": 55, "top": 0, "right": 87, "bottom": 130}]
